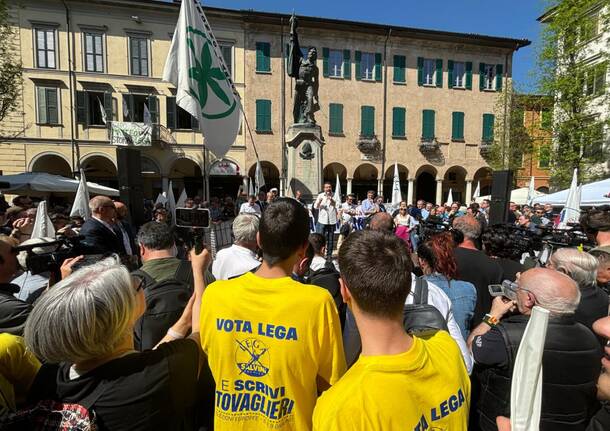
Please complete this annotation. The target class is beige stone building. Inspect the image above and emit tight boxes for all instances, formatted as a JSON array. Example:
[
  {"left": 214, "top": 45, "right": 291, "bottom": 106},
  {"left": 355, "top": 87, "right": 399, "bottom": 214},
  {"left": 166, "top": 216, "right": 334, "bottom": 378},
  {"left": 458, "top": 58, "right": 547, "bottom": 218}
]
[{"left": 1, "top": 0, "right": 530, "bottom": 204}]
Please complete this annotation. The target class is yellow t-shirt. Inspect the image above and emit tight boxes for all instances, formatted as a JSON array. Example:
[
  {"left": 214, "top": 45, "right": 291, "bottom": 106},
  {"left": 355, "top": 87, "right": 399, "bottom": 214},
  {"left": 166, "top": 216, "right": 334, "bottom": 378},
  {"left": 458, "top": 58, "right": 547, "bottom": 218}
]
[
  {"left": 0, "top": 333, "right": 41, "bottom": 416},
  {"left": 312, "top": 331, "right": 470, "bottom": 431},
  {"left": 200, "top": 272, "right": 346, "bottom": 431}
]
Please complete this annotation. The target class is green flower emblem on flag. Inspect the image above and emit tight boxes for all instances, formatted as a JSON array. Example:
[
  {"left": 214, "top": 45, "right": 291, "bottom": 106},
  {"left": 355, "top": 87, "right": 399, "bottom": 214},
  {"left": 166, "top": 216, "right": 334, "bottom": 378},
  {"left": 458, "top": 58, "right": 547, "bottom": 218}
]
[{"left": 186, "top": 26, "right": 237, "bottom": 120}]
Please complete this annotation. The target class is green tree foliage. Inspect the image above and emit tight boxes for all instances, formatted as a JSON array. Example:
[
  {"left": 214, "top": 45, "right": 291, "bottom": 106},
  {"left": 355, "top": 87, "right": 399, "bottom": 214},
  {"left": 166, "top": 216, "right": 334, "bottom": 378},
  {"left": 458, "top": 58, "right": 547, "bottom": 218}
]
[
  {"left": 538, "top": 0, "right": 610, "bottom": 189},
  {"left": 0, "top": 0, "right": 21, "bottom": 124}
]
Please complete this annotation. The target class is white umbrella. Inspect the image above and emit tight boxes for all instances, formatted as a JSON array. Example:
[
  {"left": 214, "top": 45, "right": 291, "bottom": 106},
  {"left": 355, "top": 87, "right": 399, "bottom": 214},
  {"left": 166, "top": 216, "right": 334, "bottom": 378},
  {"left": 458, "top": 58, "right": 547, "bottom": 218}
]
[
  {"left": 446, "top": 188, "right": 454, "bottom": 206},
  {"left": 0, "top": 172, "right": 119, "bottom": 196},
  {"left": 527, "top": 176, "right": 536, "bottom": 206},
  {"left": 510, "top": 306, "right": 550, "bottom": 431},
  {"left": 70, "top": 169, "right": 92, "bottom": 220},
  {"left": 166, "top": 181, "right": 177, "bottom": 225},
  {"left": 176, "top": 188, "right": 188, "bottom": 207},
  {"left": 472, "top": 181, "right": 481, "bottom": 200},
  {"left": 391, "top": 162, "right": 402, "bottom": 206},
  {"left": 31, "top": 200, "right": 55, "bottom": 239},
  {"left": 154, "top": 192, "right": 167, "bottom": 206},
  {"left": 558, "top": 169, "right": 580, "bottom": 228},
  {"left": 334, "top": 174, "right": 342, "bottom": 206}
]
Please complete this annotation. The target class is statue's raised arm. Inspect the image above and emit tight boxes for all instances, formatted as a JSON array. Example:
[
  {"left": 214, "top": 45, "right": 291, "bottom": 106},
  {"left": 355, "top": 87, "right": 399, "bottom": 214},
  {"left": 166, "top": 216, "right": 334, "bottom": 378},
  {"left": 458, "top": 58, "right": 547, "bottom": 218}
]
[{"left": 287, "top": 13, "right": 302, "bottom": 78}]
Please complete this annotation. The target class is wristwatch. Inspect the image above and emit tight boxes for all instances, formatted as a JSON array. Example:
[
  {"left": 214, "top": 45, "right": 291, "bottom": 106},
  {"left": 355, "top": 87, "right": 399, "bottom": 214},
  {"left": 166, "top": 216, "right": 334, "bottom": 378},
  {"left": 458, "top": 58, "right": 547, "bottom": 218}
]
[{"left": 483, "top": 313, "right": 499, "bottom": 328}]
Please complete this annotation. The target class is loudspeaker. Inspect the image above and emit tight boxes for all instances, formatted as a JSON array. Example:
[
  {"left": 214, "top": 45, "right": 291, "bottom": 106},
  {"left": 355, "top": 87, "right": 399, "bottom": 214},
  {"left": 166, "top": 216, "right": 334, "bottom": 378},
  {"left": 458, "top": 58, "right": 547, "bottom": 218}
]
[
  {"left": 116, "top": 147, "right": 145, "bottom": 227},
  {"left": 489, "top": 170, "right": 513, "bottom": 226}
]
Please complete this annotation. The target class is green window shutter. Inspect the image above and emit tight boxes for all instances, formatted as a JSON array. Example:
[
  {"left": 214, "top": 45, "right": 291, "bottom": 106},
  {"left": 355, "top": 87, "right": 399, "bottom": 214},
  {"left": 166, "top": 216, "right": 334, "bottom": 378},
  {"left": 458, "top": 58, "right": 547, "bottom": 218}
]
[
  {"left": 354, "top": 51, "right": 361, "bottom": 81},
  {"left": 374, "top": 52, "right": 382, "bottom": 82},
  {"left": 422, "top": 109, "right": 435, "bottom": 140},
  {"left": 479, "top": 62, "right": 486, "bottom": 91},
  {"left": 495, "top": 64, "right": 503, "bottom": 91},
  {"left": 148, "top": 95, "right": 159, "bottom": 123},
  {"left": 46, "top": 88, "right": 58, "bottom": 124},
  {"left": 37, "top": 87, "right": 47, "bottom": 124},
  {"left": 166, "top": 96, "right": 176, "bottom": 129},
  {"left": 482, "top": 113, "right": 495, "bottom": 141},
  {"left": 435, "top": 59, "right": 443, "bottom": 87},
  {"left": 329, "top": 103, "right": 343, "bottom": 134},
  {"left": 417, "top": 57, "right": 424, "bottom": 86},
  {"left": 256, "top": 42, "right": 270, "bottom": 72},
  {"left": 343, "top": 50, "right": 351, "bottom": 79},
  {"left": 452, "top": 112, "right": 464, "bottom": 140},
  {"left": 256, "top": 99, "right": 271, "bottom": 132},
  {"left": 361, "top": 106, "right": 375, "bottom": 136},
  {"left": 322, "top": 47, "right": 329, "bottom": 78},
  {"left": 392, "top": 107, "right": 406, "bottom": 137},
  {"left": 76, "top": 90, "right": 87, "bottom": 124},
  {"left": 393, "top": 55, "right": 405, "bottom": 83},
  {"left": 103, "top": 92, "right": 112, "bottom": 123},
  {"left": 465, "top": 61, "right": 473, "bottom": 90},
  {"left": 447, "top": 60, "right": 454, "bottom": 89}
]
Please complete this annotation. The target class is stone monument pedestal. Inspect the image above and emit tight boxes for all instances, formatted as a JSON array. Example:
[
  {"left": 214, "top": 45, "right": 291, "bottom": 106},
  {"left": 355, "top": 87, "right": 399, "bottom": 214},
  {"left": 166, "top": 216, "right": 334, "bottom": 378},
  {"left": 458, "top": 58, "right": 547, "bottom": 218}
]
[{"left": 286, "top": 123, "right": 324, "bottom": 201}]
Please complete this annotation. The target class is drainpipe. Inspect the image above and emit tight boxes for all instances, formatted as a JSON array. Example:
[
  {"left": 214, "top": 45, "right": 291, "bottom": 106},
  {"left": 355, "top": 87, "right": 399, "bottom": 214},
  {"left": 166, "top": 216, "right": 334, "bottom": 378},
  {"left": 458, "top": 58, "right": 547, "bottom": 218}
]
[
  {"left": 380, "top": 28, "right": 391, "bottom": 197},
  {"left": 62, "top": 0, "right": 79, "bottom": 176}
]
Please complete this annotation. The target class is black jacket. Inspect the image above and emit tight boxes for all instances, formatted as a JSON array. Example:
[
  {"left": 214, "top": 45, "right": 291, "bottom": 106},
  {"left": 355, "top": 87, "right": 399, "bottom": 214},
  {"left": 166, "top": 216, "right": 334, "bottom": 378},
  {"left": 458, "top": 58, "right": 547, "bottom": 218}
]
[
  {"left": 80, "top": 218, "right": 126, "bottom": 255},
  {"left": 0, "top": 283, "right": 32, "bottom": 336}
]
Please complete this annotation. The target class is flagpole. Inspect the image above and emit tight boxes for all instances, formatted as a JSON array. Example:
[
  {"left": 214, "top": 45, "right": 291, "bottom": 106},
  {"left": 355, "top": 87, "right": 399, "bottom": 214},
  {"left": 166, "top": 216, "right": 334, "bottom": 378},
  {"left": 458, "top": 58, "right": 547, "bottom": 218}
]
[
  {"left": 203, "top": 140, "right": 210, "bottom": 202},
  {"left": 280, "top": 17, "right": 287, "bottom": 197}
]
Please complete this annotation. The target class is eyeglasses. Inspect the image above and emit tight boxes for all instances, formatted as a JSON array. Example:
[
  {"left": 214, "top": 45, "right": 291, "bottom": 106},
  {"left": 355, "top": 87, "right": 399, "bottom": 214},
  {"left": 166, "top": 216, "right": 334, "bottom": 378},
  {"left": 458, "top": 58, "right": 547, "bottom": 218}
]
[{"left": 132, "top": 274, "right": 145, "bottom": 293}]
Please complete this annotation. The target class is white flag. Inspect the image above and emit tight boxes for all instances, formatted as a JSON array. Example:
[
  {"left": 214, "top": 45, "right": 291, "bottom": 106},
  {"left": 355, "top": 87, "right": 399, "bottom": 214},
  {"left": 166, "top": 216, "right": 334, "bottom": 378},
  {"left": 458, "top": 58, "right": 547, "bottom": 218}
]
[
  {"left": 334, "top": 174, "right": 342, "bottom": 206},
  {"left": 176, "top": 188, "right": 188, "bottom": 207},
  {"left": 510, "top": 306, "right": 550, "bottom": 431},
  {"left": 527, "top": 176, "right": 535, "bottom": 205},
  {"left": 163, "top": 0, "right": 242, "bottom": 158},
  {"left": 446, "top": 188, "right": 454, "bottom": 206},
  {"left": 143, "top": 103, "right": 152, "bottom": 125},
  {"left": 558, "top": 168, "right": 580, "bottom": 228},
  {"left": 255, "top": 160, "right": 265, "bottom": 192},
  {"left": 155, "top": 192, "right": 168, "bottom": 206},
  {"left": 248, "top": 177, "right": 255, "bottom": 197},
  {"left": 473, "top": 181, "right": 481, "bottom": 199},
  {"left": 391, "top": 162, "right": 402, "bottom": 206},
  {"left": 31, "top": 200, "right": 55, "bottom": 239},
  {"left": 122, "top": 97, "right": 130, "bottom": 120},
  {"left": 70, "top": 169, "right": 91, "bottom": 220},
  {"left": 97, "top": 97, "right": 107, "bottom": 125},
  {"left": 167, "top": 181, "right": 177, "bottom": 226}
]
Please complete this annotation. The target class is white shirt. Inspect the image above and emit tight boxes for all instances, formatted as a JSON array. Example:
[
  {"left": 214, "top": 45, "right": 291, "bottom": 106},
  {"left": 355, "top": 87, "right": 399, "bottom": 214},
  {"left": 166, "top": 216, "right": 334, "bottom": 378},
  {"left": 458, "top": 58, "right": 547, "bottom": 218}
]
[
  {"left": 212, "top": 244, "right": 260, "bottom": 280},
  {"left": 340, "top": 202, "right": 357, "bottom": 223},
  {"left": 407, "top": 273, "right": 474, "bottom": 374},
  {"left": 239, "top": 202, "right": 261, "bottom": 216},
  {"left": 314, "top": 192, "right": 337, "bottom": 225},
  {"left": 309, "top": 255, "right": 327, "bottom": 272}
]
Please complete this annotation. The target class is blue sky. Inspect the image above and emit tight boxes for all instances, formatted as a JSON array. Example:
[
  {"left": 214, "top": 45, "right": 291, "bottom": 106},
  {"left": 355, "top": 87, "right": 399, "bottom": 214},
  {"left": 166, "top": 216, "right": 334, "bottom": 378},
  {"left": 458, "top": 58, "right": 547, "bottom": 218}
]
[{"left": 201, "top": 0, "right": 548, "bottom": 93}]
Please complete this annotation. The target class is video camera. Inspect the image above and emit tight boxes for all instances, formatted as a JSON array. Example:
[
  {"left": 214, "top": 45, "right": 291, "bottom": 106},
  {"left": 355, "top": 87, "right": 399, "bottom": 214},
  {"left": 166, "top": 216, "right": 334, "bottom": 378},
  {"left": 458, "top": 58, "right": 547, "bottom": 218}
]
[
  {"left": 417, "top": 219, "right": 463, "bottom": 245},
  {"left": 15, "top": 235, "right": 88, "bottom": 276}
]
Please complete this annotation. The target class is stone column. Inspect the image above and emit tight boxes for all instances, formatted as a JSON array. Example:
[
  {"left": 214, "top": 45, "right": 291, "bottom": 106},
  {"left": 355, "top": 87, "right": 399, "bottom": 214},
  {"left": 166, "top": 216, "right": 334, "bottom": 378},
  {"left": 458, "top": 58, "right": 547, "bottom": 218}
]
[
  {"left": 465, "top": 180, "right": 473, "bottom": 204},
  {"left": 346, "top": 178, "right": 353, "bottom": 195},
  {"left": 407, "top": 178, "right": 414, "bottom": 205},
  {"left": 279, "top": 177, "right": 286, "bottom": 197},
  {"left": 436, "top": 179, "right": 443, "bottom": 205}
]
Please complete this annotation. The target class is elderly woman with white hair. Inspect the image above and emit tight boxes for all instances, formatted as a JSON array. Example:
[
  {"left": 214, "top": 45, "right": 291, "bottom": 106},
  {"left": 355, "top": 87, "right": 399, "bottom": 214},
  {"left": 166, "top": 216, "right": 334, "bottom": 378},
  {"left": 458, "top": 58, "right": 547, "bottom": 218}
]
[
  {"left": 23, "top": 249, "right": 210, "bottom": 431},
  {"left": 548, "top": 248, "right": 609, "bottom": 334}
]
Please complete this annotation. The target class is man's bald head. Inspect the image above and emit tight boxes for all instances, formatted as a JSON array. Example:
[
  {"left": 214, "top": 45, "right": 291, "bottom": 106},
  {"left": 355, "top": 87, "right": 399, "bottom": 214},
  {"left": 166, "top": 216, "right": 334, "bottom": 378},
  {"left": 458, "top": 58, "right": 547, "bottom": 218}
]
[
  {"left": 518, "top": 268, "right": 581, "bottom": 316},
  {"left": 369, "top": 212, "right": 394, "bottom": 233},
  {"left": 89, "top": 196, "right": 116, "bottom": 223}
]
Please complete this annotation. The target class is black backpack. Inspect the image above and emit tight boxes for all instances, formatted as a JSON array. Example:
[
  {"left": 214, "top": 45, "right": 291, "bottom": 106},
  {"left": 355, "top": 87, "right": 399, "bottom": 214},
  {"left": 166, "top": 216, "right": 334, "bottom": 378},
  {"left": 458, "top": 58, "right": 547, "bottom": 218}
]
[
  {"left": 306, "top": 264, "right": 346, "bottom": 329},
  {"left": 132, "top": 261, "right": 192, "bottom": 351},
  {"left": 403, "top": 277, "right": 449, "bottom": 336}
]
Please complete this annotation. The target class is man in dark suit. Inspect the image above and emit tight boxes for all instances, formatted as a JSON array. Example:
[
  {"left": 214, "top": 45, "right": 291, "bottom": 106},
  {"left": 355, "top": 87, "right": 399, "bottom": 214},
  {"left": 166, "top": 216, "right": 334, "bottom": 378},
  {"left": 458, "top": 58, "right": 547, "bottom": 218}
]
[{"left": 79, "top": 196, "right": 126, "bottom": 255}]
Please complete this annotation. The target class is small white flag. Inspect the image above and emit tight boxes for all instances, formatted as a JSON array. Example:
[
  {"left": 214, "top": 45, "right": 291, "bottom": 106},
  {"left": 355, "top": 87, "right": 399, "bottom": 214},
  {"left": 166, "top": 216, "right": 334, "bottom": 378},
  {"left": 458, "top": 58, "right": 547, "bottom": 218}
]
[
  {"left": 527, "top": 176, "right": 536, "bottom": 206},
  {"left": 70, "top": 169, "right": 91, "bottom": 220},
  {"left": 155, "top": 192, "right": 168, "bottom": 206},
  {"left": 255, "top": 160, "right": 265, "bottom": 192},
  {"left": 391, "top": 162, "right": 402, "bottom": 206},
  {"left": 248, "top": 177, "right": 255, "bottom": 197},
  {"left": 167, "top": 181, "right": 177, "bottom": 226},
  {"left": 176, "top": 188, "right": 188, "bottom": 207},
  {"left": 31, "top": 200, "right": 55, "bottom": 239},
  {"left": 473, "top": 181, "right": 481, "bottom": 200},
  {"left": 334, "top": 174, "right": 342, "bottom": 206},
  {"left": 163, "top": 0, "right": 242, "bottom": 158},
  {"left": 97, "top": 97, "right": 107, "bottom": 125},
  {"left": 447, "top": 188, "right": 454, "bottom": 206},
  {"left": 123, "top": 97, "right": 130, "bottom": 120},
  {"left": 558, "top": 168, "right": 580, "bottom": 228},
  {"left": 143, "top": 103, "right": 152, "bottom": 125}
]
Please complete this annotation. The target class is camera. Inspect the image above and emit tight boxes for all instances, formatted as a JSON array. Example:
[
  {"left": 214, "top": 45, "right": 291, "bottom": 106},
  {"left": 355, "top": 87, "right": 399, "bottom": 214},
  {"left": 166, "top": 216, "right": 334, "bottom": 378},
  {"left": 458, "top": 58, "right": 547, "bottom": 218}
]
[
  {"left": 175, "top": 208, "right": 210, "bottom": 229},
  {"left": 488, "top": 280, "right": 518, "bottom": 301},
  {"left": 15, "top": 235, "right": 88, "bottom": 276}
]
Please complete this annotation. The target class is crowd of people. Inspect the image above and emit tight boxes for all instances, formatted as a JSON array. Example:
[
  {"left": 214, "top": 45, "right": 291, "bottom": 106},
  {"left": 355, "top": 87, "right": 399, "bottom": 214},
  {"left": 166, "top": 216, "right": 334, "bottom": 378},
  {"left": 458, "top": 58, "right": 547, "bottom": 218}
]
[{"left": 0, "top": 184, "right": 609, "bottom": 431}]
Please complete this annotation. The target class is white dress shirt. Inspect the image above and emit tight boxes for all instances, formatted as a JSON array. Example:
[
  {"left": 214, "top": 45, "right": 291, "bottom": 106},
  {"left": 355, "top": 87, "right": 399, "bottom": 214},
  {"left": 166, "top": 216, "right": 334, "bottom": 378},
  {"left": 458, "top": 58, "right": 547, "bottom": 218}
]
[
  {"left": 212, "top": 244, "right": 260, "bottom": 280},
  {"left": 239, "top": 202, "right": 261, "bottom": 216},
  {"left": 314, "top": 192, "right": 337, "bottom": 225}
]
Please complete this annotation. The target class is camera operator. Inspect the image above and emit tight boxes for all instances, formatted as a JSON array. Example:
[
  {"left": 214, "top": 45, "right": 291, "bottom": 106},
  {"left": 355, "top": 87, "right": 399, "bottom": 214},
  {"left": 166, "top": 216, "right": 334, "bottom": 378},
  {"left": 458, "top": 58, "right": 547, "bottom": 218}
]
[
  {"left": 0, "top": 235, "right": 31, "bottom": 335},
  {"left": 547, "top": 248, "right": 609, "bottom": 337},
  {"left": 467, "top": 268, "right": 601, "bottom": 431},
  {"left": 581, "top": 205, "right": 610, "bottom": 253},
  {"left": 481, "top": 227, "right": 524, "bottom": 282}
]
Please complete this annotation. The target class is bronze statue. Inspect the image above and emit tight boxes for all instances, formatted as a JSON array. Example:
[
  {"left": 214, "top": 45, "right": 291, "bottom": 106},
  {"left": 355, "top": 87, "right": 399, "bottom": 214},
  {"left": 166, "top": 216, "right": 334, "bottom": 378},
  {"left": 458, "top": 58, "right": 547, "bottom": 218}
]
[{"left": 287, "top": 14, "right": 319, "bottom": 125}]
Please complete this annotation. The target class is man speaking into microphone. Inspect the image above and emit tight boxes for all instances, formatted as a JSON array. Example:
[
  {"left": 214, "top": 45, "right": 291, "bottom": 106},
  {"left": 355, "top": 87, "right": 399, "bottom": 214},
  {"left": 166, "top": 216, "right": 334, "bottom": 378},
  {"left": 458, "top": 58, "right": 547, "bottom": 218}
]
[{"left": 314, "top": 182, "right": 337, "bottom": 262}]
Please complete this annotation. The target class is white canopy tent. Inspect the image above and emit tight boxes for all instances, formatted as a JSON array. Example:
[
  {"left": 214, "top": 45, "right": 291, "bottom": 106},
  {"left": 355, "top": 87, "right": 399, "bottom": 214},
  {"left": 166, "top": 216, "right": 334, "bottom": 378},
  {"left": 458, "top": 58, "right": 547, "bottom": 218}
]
[
  {"left": 475, "top": 187, "right": 546, "bottom": 205},
  {"left": 0, "top": 172, "right": 119, "bottom": 196},
  {"left": 532, "top": 178, "right": 610, "bottom": 207}
]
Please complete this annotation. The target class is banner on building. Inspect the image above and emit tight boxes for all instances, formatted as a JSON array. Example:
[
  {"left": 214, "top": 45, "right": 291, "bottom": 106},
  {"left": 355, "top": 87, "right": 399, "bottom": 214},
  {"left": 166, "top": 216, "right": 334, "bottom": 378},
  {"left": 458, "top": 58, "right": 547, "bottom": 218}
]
[{"left": 110, "top": 122, "right": 153, "bottom": 147}]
